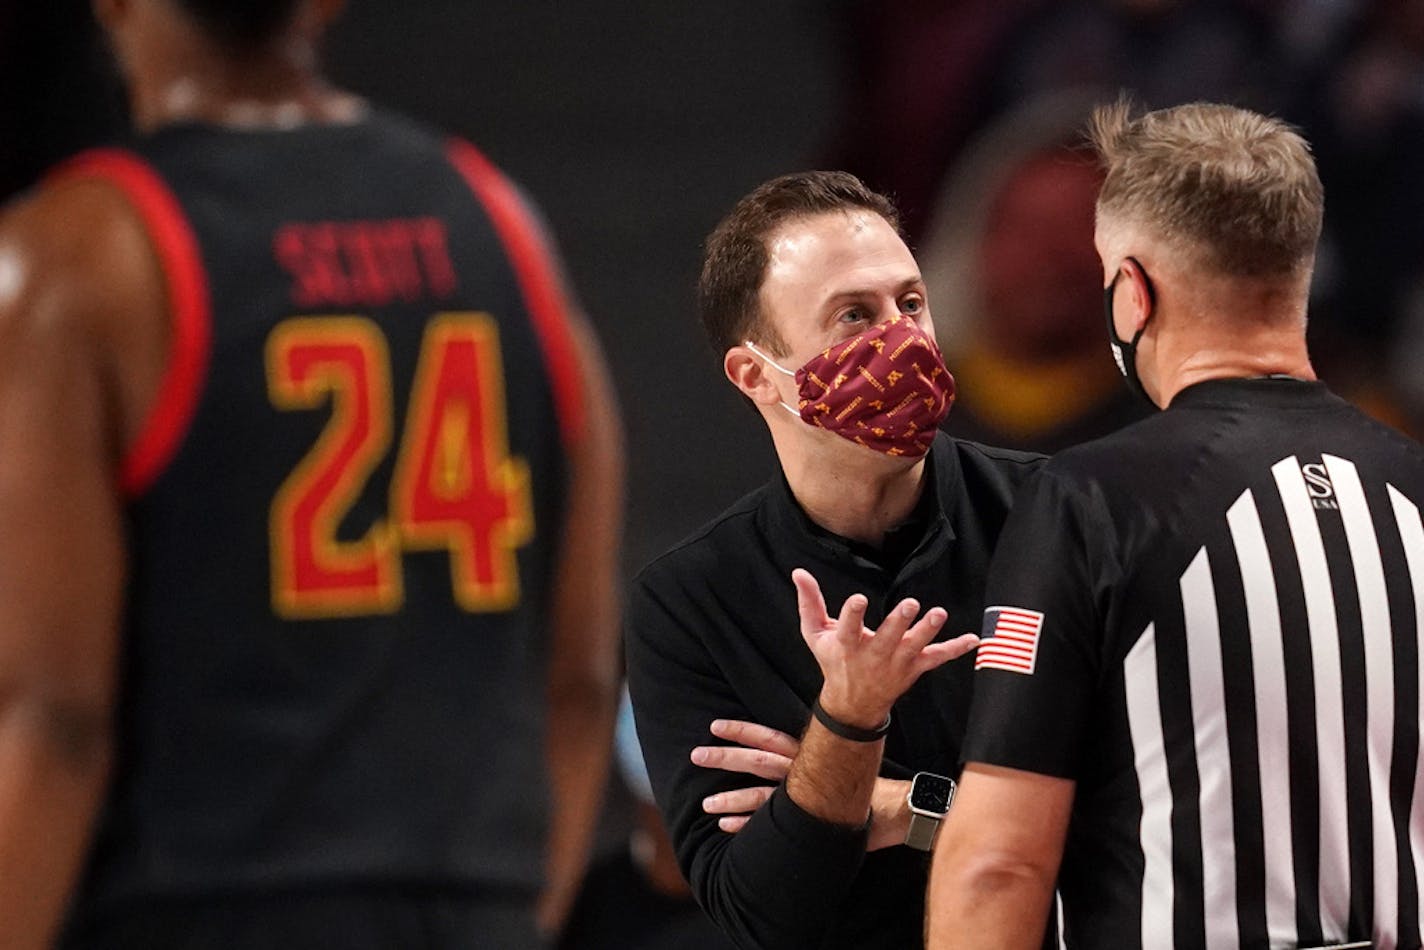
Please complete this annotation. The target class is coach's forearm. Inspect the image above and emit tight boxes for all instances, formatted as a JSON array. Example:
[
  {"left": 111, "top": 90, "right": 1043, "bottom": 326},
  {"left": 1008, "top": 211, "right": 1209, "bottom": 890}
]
[{"left": 785, "top": 716, "right": 882, "bottom": 828}]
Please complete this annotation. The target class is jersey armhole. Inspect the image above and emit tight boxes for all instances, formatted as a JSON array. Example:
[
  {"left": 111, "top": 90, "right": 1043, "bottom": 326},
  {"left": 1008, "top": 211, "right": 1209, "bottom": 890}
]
[
  {"left": 47, "top": 148, "right": 212, "bottom": 499},
  {"left": 443, "top": 139, "right": 586, "bottom": 448}
]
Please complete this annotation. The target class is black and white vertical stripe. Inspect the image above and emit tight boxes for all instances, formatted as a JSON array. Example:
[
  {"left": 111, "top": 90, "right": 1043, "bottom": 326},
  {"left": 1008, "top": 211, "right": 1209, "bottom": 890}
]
[{"left": 1122, "top": 454, "right": 1424, "bottom": 949}]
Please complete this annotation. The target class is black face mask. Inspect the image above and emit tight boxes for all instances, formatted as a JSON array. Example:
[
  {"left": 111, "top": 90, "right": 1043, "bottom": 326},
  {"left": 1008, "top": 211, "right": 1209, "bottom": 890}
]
[{"left": 1103, "top": 256, "right": 1157, "bottom": 407}]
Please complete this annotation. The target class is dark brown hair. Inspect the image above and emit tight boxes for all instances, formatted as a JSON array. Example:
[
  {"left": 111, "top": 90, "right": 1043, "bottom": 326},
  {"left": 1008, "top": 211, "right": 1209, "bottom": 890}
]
[{"left": 698, "top": 171, "right": 900, "bottom": 357}]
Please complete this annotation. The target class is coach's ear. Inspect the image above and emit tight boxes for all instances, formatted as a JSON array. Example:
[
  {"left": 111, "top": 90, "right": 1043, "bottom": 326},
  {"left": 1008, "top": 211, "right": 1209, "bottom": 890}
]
[{"left": 725, "top": 345, "right": 784, "bottom": 407}]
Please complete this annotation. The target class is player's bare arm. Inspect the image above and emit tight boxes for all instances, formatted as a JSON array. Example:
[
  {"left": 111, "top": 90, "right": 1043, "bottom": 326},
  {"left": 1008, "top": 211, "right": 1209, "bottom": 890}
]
[
  {"left": 0, "top": 178, "right": 167, "bottom": 949},
  {"left": 539, "top": 306, "right": 624, "bottom": 934}
]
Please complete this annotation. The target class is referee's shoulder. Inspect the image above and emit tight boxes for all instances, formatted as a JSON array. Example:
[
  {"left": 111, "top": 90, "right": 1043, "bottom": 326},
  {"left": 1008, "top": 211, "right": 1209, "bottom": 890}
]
[
  {"left": 947, "top": 435, "right": 1046, "bottom": 478},
  {"left": 942, "top": 435, "right": 1048, "bottom": 506},
  {"left": 948, "top": 436, "right": 1046, "bottom": 469},
  {"left": 1032, "top": 411, "right": 1191, "bottom": 491},
  {"left": 1342, "top": 400, "right": 1424, "bottom": 459}
]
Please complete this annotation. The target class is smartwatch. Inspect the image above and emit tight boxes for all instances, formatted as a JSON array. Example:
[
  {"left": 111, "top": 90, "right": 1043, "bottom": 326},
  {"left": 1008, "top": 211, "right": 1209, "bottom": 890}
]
[{"left": 905, "top": 771, "right": 956, "bottom": 851}]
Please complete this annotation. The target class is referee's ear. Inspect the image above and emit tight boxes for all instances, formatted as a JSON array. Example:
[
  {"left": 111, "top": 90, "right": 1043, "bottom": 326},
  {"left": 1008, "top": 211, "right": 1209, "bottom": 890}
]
[{"left": 1119, "top": 258, "right": 1156, "bottom": 332}]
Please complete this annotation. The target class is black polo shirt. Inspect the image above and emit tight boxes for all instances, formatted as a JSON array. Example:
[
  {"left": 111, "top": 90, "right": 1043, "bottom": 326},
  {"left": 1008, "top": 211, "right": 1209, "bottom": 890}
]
[{"left": 626, "top": 432, "right": 1043, "bottom": 950}]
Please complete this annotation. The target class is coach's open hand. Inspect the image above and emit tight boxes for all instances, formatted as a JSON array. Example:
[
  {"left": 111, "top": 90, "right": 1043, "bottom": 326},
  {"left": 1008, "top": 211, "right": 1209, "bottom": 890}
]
[{"left": 793, "top": 568, "right": 978, "bottom": 730}]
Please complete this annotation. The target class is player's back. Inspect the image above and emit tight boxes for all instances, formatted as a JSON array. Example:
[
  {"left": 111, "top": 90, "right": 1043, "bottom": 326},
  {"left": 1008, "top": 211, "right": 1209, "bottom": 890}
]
[
  {"left": 1054, "top": 377, "right": 1424, "bottom": 948},
  {"left": 55, "top": 112, "right": 578, "bottom": 925}
]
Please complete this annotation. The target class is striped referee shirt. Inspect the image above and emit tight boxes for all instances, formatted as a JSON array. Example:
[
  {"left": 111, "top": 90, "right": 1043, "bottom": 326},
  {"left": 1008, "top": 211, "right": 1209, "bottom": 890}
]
[{"left": 961, "top": 377, "right": 1424, "bottom": 949}]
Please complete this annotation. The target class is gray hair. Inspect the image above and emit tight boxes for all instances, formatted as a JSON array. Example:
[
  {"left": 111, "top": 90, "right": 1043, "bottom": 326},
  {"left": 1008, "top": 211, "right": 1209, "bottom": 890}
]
[{"left": 1089, "top": 98, "right": 1324, "bottom": 277}]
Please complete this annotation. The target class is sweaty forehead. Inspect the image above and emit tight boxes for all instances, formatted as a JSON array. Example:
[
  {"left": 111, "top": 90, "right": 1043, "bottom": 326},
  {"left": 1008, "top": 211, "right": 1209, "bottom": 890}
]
[{"left": 762, "top": 210, "right": 915, "bottom": 295}]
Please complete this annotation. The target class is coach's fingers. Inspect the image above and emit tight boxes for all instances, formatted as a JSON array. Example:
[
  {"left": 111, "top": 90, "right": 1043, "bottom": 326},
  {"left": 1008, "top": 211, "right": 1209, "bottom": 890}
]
[
  {"left": 703, "top": 785, "right": 776, "bottom": 816},
  {"left": 834, "top": 592, "right": 870, "bottom": 649},
  {"left": 690, "top": 744, "right": 792, "bottom": 781},
  {"left": 793, "top": 568, "right": 832, "bottom": 643},
  {"left": 897, "top": 606, "right": 947, "bottom": 653},
  {"left": 915, "top": 632, "right": 981, "bottom": 675},
  {"left": 870, "top": 596, "right": 921, "bottom": 653},
  {"left": 717, "top": 815, "right": 750, "bottom": 833},
  {"left": 708, "top": 718, "right": 801, "bottom": 758}
]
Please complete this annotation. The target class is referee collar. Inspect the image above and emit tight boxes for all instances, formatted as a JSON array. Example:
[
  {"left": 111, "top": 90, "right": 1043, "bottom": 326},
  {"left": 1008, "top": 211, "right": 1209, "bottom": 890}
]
[
  {"left": 766, "top": 432, "right": 959, "bottom": 573},
  {"left": 1168, "top": 375, "right": 1337, "bottom": 411}
]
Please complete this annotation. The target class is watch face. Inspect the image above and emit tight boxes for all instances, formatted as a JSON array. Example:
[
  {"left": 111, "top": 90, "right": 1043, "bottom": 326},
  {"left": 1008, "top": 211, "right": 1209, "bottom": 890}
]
[{"left": 911, "top": 773, "right": 955, "bottom": 814}]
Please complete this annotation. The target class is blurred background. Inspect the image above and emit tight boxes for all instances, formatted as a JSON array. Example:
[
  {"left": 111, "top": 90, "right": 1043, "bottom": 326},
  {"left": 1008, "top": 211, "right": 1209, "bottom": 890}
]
[
  {"left": 4, "top": 0, "right": 1422, "bottom": 944},
  {"left": 5, "top": 0, "right": 1423, "bottom": 573}
]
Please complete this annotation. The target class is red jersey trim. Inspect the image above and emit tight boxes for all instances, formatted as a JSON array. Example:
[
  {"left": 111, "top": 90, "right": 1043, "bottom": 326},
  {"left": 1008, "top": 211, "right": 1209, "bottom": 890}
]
[
  {"left": 444, "top": 140, "right": 586, "bottom": 447},
  {"left": 50, "top": 149, "right": 213, "bottom": 499}
]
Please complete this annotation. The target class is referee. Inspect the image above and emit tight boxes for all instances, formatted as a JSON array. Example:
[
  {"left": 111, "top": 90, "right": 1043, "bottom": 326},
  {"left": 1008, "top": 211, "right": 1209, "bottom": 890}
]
[{"left": 926, "top": 101, "right": 1424, "bottom": 949}]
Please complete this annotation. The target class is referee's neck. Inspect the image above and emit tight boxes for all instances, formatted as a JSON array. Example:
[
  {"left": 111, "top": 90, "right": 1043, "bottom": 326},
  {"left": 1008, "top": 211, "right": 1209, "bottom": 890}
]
[
  {"left": 1151, "top": 331, "right": 1315, "bottom": 408},
  {"left": 1140, "top": 272, "right": 1313, "bottom": 408}
]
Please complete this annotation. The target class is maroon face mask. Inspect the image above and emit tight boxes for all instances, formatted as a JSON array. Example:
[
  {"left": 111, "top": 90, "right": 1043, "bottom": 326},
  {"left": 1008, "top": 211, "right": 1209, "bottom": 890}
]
[{"left": 747, "top": 315, "right": 956, "bottom": 458}]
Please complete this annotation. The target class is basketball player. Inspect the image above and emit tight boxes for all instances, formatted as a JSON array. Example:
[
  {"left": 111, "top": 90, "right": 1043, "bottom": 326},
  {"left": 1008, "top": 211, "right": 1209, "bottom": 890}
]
[{"left": 0, "top": 0, "right": 623, "bottom": 946}]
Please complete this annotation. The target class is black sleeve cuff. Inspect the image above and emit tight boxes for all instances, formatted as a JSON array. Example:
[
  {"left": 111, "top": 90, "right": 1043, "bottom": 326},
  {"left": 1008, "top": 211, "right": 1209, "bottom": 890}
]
[{"left": 766, "top": 782, "right": 872, "bottom": 841}]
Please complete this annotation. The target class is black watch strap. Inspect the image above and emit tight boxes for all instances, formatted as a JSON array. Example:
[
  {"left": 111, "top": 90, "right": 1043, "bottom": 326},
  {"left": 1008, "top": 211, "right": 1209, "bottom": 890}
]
[{"left": 811, "top": 698, "right": 891, "bottom": 742}]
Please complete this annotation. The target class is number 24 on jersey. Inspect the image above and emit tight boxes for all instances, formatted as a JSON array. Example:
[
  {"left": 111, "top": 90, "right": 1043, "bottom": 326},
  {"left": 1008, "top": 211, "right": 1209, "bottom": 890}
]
[{"left": 266, "top": 313, "right": 532, "bottom": 619}]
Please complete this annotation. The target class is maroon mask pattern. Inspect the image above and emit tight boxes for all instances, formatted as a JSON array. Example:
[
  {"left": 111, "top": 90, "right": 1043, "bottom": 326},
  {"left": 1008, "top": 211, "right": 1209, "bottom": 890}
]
[{"left": 751, "top": 315, "right": 955, "bottom": 458}]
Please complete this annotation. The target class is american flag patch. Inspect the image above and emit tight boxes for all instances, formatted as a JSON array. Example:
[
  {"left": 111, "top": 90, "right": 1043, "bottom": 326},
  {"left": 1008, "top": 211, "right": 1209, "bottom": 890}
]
[{"left": 975, "top": 606, "right": 1046, "bottom": 675}]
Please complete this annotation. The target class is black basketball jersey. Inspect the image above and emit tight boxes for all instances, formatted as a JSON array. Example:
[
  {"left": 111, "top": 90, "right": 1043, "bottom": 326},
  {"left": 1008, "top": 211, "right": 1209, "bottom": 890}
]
[
  {"left": 53, "top": 112, "right": 583, "bottom": 916},
  {"left": 961, "top": 377, "right": 1424, "bottom": 949}
]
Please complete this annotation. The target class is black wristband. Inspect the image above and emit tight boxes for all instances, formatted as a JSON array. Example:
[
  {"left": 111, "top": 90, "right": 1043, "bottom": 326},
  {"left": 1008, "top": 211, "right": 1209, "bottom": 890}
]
[{"left": 811, "top": 698, "right": 891, "bottom": 742}]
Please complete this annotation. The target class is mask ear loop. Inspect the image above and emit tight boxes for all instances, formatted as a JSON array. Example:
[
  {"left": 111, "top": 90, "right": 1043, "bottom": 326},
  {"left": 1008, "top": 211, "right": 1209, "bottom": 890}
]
[
  {"left": 1121, "top": 256, "right": 1157, "bottom": 350},
  {"left": 742, "top": 340, "right": 804, "bottom": 418},
  {"left": 1104, "top": 258, "right": 1158, "bottom": 406},
  {"left": 1126, "top": 256, "right": 1157, "bottom": 308},
  {"left": 742, "top": 340, "right": 796, "bottom": 377}
]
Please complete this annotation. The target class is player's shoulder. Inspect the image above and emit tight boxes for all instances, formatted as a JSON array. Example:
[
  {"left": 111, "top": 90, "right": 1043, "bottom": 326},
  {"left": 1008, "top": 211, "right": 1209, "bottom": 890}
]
[
  {"left": 343, "top": 107, "right": 509, "bottom": 181},
  {"left": 350, "top": 107, "right": 462, "bottom": 163},
  {"left": 2, "top": 163, "right": 148, "bottom": 267},
  {"left": 0, "top": 163, "right": 162, "bottom": 339}
]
